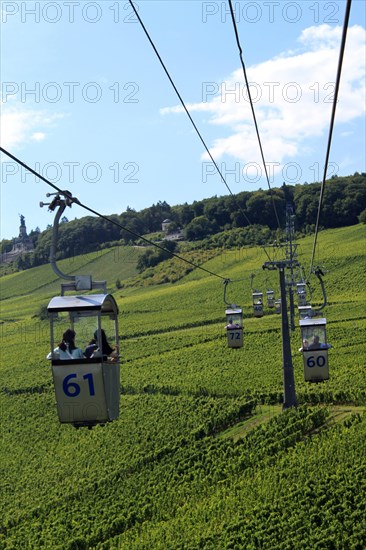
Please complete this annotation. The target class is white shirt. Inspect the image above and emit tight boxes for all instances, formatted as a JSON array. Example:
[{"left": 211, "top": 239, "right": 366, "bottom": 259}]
[{"left": 47, "top": 346, "right": 85, "bottom": 360}]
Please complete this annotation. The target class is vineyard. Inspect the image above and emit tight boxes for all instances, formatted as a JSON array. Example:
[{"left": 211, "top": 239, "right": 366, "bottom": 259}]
[{"left": 0, "top": 224, "right": 365, "bottom": 549}]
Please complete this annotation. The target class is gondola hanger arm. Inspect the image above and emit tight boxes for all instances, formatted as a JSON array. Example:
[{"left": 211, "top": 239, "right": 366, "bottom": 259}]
[
  {"left": 312, "top": 267, "right": 327, "bottom": 312},
  {"left": 40, "top": 191, "right": 106, "bottom": 294}
]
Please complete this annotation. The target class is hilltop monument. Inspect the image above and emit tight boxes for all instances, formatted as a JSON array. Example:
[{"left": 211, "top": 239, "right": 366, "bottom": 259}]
[
  {"left": 0, "top": 214, "right": 34, "bottom": 264},
  {"left": 13, "top": 214, "right": 34, "bottom": 253}
]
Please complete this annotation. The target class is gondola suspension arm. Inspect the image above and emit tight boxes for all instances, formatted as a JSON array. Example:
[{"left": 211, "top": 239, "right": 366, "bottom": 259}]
[
  {"left": 40, "top": 191, "right": 106, "bottom": 294},
  {"left": 41, "top": 192, "right": 75, "bottom": 282},
  {"left": 312, "top": 267, "right": 327, "bottom": 313},
  {"left": 223, "top": 278, "right": 233, "bottom": 306}
]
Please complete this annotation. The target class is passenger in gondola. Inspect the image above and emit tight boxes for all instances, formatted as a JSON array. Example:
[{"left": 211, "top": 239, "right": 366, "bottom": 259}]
[
  {"left": 299, "top": 339, "right": 309, "bottom": 352},
  {"left": 308, "top": 335, "right": 321, "bottom": 349},
  {"left": 84, "top": 337, "right": 98, "bottom": 359},
  {"left": 308, "top": 335, "right": 331, "bottom": 350},
  {"left": 87, "top": 329, "right": 119, "bottom": 362},
  {"left": 47, "top": 329, "right": 85, "bottom": 360},
  {"left": 226, "top": 319, "right": 239, "bottom": 329}
]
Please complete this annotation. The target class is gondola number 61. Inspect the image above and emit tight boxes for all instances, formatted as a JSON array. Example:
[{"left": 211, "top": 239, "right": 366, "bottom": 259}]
[{"left": 62, "top": 373, "right": 96, "bottom": 397}]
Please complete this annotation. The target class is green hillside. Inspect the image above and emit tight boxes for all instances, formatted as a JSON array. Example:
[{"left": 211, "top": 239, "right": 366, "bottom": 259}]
[{"left": 0, "top": 225, "right": 365, "bottom": 549}]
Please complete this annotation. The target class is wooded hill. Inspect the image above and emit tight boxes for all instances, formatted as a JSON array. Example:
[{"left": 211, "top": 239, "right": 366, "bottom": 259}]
[{"left": 1, "top": 172, "right": 365, "bottom": 272}]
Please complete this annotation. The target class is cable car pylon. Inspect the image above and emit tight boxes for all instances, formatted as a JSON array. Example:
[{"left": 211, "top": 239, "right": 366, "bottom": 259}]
[
  {"left": 263, "top": 260, "right": 297, "bottom": 409},
  {"left": 284, "top": 203, "right": 298, "bottom": 331}
]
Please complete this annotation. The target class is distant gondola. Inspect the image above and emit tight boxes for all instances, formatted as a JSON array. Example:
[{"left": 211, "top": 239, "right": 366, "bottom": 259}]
[
  {"left": 296, "top": 282, "right": 307, "bottom": 307},
  {"left": 266, "top": 290, "right": 275, "bottom": 308},
  {"left": 225, "top": 307, "right": 243, "bottom": 348},
  {"left": 252, "top": 292, "right": 264, "bottom": 318}
]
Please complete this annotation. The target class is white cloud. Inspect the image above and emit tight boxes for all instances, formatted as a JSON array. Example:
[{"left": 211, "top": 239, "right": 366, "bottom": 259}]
[
  {"left": 31, "top": 132, "right": 46, "bottom": 142},
  {"left": 298, "top": 24, "right": 344, "bottom": 49},
  {"left": 161, "top": 25, "right": 366, "bottom": 171},
  {"left": 0, "top": 103, "right": 65, "bottom": 149}
]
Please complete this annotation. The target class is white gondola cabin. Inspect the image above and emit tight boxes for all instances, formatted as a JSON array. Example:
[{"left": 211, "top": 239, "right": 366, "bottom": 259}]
[
  {"left": 275, "top": 299, "right": 282, "bottom": 314},
  {"left": 47, "top": 294, "right": 120, "bottom": 428},
  {"left": 266, "top": 290, "right": 275, "bottom": 308},
  {"left": 298, "top": 305, "right": 313, "bottom": 319},
  {"left": 299, "top": 317, "right": 329, "bottom": 382},
  {"left": 225, "top": 307, "right": 243, "bottom": 348},
  {"left": 297, "top": 282, "right": 307, "bottom": 306},
  {"left": 252, "top": 292, "right": 264, "bottom": 317}
]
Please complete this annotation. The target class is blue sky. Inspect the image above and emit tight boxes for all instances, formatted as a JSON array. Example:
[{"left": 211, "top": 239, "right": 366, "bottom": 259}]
[{"left": 1, "top": 0, "right": 365, "bottom": 240}]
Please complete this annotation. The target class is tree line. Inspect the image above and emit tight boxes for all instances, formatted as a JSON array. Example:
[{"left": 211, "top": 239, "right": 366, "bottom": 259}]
[{"left": 1, "top": 173, "right": 365, "bottom": 271}]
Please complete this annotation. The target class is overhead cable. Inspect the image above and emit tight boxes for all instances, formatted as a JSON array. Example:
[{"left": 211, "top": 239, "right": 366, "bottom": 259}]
[
  {"left": 308, "top": 0, "right": 352, "bottom": 277},
  {"left": 127, "top": 0, "right": 251, "bottom": 226},
  {"left": 227, "top": 0, "right": 281, "bottom": 230},
  {"left": 0, "top": 146, "right": 227, "bottom": 281}
]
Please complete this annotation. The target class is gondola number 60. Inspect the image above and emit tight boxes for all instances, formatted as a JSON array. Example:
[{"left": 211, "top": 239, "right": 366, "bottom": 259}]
[{"left": 306, "top": 356, "right": 326, "bottom": 368}]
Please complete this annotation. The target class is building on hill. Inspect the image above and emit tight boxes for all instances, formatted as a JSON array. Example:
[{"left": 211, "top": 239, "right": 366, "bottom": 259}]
[
  {"left": 0, "top": 214, "right": 34, "bottom": 265},
  {"left": 162, "top": 219, "right": 172, "bottom": 232}
]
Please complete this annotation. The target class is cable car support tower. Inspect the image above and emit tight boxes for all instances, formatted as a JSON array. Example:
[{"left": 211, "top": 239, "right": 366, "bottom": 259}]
[
  {"left": 263, "top": 257, "right": 298, "bottom": 409},
  {"left": 284, "top": 203, "right": 301, "bottom": 331}
]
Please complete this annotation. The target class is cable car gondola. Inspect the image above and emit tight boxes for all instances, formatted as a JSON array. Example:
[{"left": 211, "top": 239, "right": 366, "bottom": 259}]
[
  {"left": 252, "top": 291, "right": 264, "bottom": 318},
  {"left": 266, "top": 290, "right": 275, "bottom": 308},
  {"left": 298, "top": 305, "right": 313, "bottom": 319},
  {"left": 47, "top": 294, "right": 120, "bottom": 428},
  {"left": 299, "top": 317, "right": 330, "bottom": 382},
  {"left": 223, "top": 280, "right": 243, "bottom": 348},
  {"left": 274, "top": 298, "right": 281, "bottom": 314},
  {"left": 42, "top": 192, "right": 120, "bottom": 428},
  {"left": 225, "top": 307, "right": 243, "bottom": 348},
  {"left": 296, "top": 282, "right": 307, "bottom": 307}
]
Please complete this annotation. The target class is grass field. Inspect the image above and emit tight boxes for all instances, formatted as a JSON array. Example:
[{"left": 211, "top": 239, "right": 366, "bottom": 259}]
[{"left": 0, "top": 224, "right": 365, "bottom": 549}]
